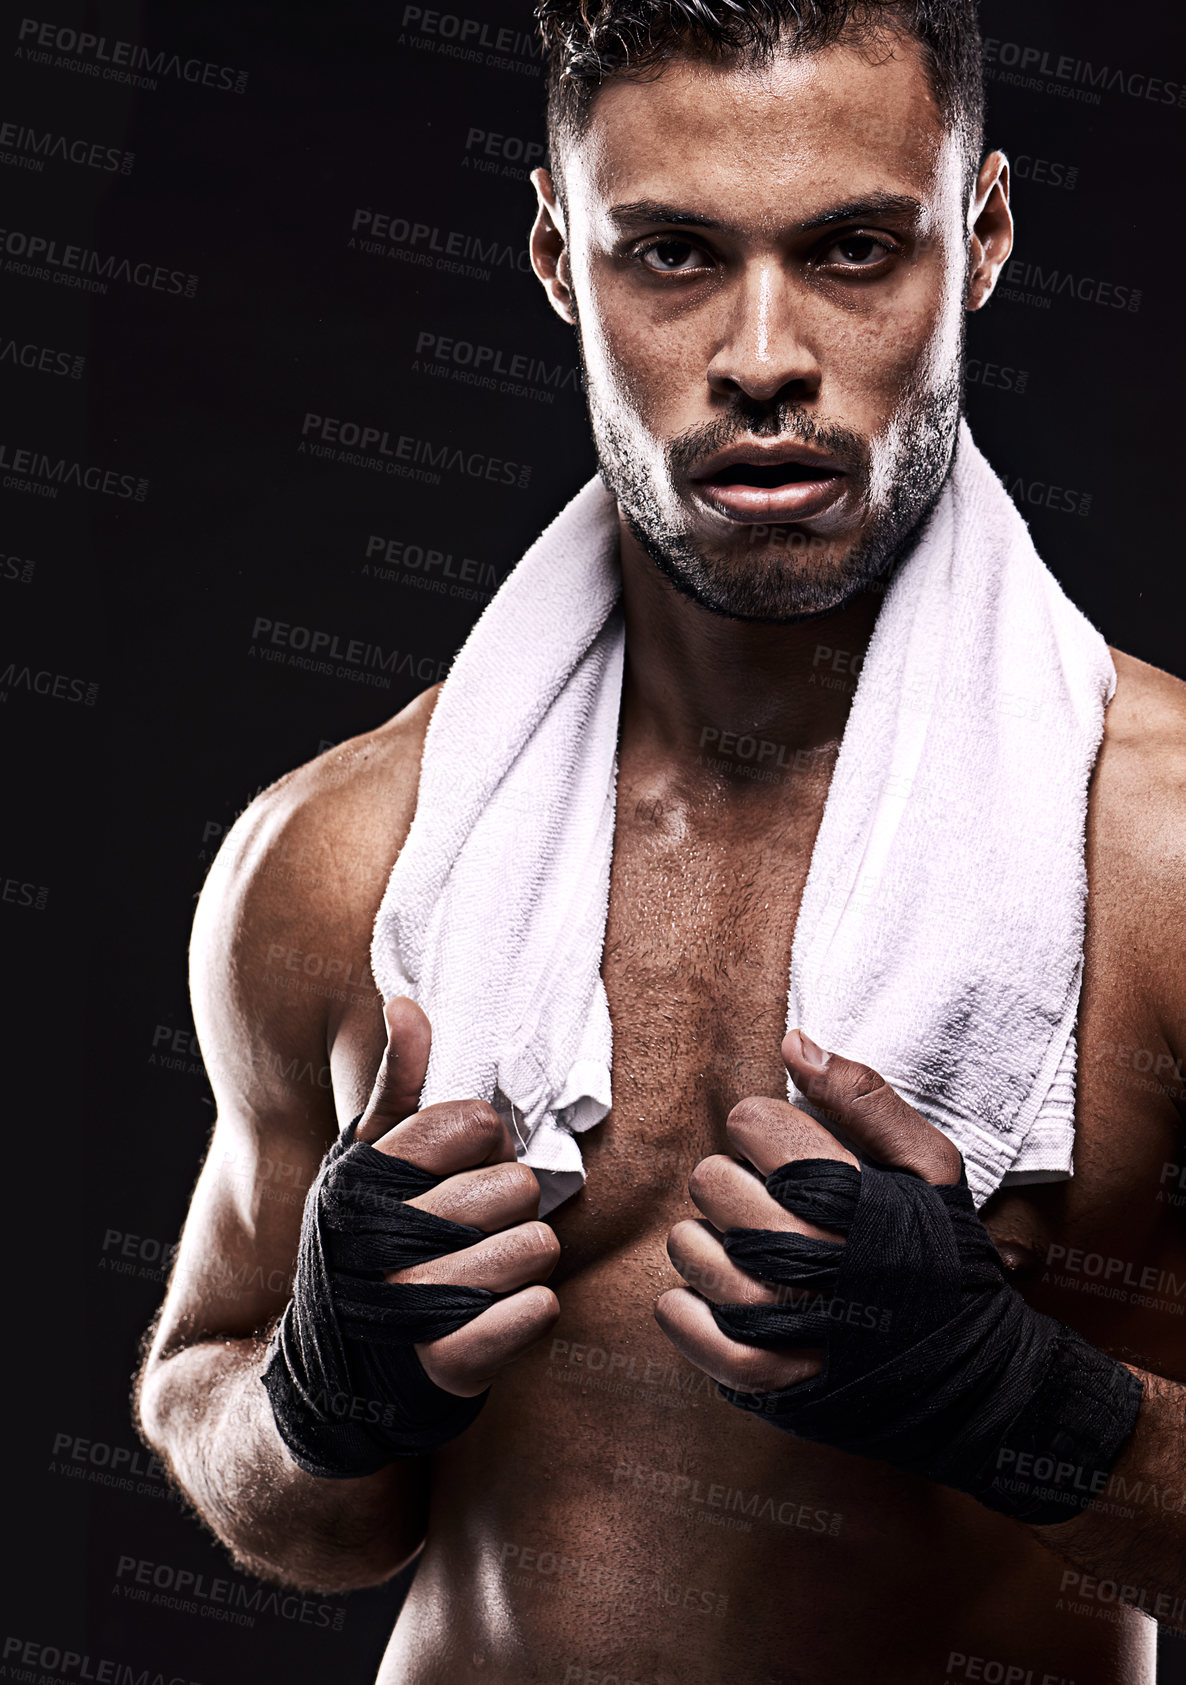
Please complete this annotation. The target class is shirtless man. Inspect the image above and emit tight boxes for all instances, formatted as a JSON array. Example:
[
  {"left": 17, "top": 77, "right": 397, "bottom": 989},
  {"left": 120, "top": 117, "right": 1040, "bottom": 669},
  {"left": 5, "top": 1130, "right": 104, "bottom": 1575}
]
[{"left": 136, "top": 2, "right": 1186, "bottom": 1680}]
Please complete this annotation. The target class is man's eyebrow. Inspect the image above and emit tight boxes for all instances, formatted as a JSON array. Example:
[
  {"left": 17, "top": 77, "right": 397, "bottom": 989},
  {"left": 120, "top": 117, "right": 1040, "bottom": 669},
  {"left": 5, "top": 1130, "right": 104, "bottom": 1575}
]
[
  {"left": 608, "top": 200, "right": 724, "bottom": 231},
  {"left": 606, "top": 192, "right": 925, "bottom": 235},
  {"left": 796, "top": 192, "right": 925, "bottom": 232}
]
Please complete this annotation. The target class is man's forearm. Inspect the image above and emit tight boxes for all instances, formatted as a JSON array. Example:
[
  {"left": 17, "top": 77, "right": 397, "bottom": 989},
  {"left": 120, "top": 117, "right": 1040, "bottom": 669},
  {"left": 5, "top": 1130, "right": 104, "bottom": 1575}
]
[
  {"left": 1034, "top": 1367, "right": 1186, "bottom": 1631},
  {"left": 137, "top": 1337, "right": 429, "bottom": 1592}
]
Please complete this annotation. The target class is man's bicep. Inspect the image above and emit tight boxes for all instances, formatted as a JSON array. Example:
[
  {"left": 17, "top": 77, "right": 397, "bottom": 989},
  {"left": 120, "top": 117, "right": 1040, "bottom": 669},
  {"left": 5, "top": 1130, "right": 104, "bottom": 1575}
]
[{"left": 188, "top": 782, "right": 341, "bottom": 1122}]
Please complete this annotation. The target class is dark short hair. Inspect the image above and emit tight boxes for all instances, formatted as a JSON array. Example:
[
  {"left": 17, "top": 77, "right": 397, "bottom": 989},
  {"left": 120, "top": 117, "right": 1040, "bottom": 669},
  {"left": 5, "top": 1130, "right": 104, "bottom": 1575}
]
[{"left": 537, "top": 0, "right": 985, "bottom": 188}]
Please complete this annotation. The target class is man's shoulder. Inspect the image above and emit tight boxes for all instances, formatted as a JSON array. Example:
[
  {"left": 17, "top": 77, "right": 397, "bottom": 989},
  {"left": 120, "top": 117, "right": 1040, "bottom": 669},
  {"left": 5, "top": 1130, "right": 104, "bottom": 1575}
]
[
  {"left": 230, "top": 683, "right": 440, "bottom": 884},
  {"left": 1098, "top": 650, "right": 1186, "bottom": 816},
  {"left": 1090, "top": 650, "right": 1186, "bottom": 1038},
  {"left": 193, "top": 684, "right": 441, "bottom": 979}
]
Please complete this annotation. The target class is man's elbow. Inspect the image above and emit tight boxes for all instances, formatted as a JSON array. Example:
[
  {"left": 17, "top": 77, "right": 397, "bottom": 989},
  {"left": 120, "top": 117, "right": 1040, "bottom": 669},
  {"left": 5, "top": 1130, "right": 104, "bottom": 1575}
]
[
  {"left": 133, "top": 1341, "right": 427, "bottom": 1593},
  {"left": 141, "top": 1419, "right": 425, "bottom": 1595}
]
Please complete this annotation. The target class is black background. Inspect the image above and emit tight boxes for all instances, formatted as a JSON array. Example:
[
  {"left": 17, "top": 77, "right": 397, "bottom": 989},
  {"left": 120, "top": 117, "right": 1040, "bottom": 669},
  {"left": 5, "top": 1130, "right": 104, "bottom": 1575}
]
[{"left": 3, "top": 0, "right": 1184, "bottom": 1677}]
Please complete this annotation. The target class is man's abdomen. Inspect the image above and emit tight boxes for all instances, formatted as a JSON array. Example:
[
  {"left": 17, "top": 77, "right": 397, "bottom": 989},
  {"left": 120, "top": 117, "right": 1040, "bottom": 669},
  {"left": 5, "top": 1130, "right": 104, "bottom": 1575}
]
[{"left": 375, "top": 1243, "right": 1154, "bottom": 1685}]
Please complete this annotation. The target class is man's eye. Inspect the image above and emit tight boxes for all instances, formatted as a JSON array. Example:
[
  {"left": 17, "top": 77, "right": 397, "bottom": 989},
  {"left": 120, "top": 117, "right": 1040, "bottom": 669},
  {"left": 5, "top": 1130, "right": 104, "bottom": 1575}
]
[
  {"left": 823, "top": 234, "right": 894, "bottom": 269},
  {"left": 639, "top": 239, "right": 711, "bottom": 274}
]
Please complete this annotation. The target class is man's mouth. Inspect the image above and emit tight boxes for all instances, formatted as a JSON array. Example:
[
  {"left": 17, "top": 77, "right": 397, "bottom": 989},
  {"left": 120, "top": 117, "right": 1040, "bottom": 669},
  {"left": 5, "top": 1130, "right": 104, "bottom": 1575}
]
[
  {"left": 691, "top": 447, "right": 849, "bottom": 523},
  {"left": 707, "top": 460, "right": 840, "bottom": 490}
]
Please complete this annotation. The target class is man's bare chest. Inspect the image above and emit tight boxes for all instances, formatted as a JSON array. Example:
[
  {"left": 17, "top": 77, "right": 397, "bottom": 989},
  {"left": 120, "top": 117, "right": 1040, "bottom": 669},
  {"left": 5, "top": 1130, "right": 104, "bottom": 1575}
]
[{"left": 548, "top": 780, "right": 824, "bottom": 1277}]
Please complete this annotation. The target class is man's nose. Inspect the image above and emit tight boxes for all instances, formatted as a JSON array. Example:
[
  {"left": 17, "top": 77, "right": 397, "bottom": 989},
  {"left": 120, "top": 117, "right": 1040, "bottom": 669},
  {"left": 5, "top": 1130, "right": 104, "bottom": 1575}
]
[{"left": 706, "top": 262, "right": 821, "bottom": 404}]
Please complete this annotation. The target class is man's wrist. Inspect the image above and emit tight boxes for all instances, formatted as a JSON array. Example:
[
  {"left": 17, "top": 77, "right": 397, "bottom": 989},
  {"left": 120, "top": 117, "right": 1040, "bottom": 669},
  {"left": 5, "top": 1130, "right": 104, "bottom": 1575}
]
[
  {"left": 261, "top": 1302, "right": 398, "bottom": 1480},
  {"left": 978, "top": 1322, "right": 1144, "bottom": 1526}
]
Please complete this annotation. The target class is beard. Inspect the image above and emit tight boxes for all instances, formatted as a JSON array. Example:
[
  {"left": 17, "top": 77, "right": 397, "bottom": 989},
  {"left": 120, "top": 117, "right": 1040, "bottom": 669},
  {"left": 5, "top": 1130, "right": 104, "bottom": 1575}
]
[{"left": 584, "top": 350, "right": 962, "bottom": 625}]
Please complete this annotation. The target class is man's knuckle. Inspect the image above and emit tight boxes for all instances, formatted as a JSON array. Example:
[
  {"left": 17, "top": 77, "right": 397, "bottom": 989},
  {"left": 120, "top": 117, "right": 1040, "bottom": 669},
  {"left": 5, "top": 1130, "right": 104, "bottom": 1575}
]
[
  {"left": 727, "top": 1095, "right": 781, "bottom": 1133},
  {"left": 843, "top": 1064, "right": 888, "bottom": 1106},
  {"left": 494, "top": 1161, "right": 540, "bottom": 1202},
  {"left": 508, "top": 1220, "right": 559, "bottom": 1265},
  {"left": 452, "top": 1096, "right": 503, "bottom": 1142},
  {"left": 687, "top": 1156, "right": 726, "bottom": 1202},
  {"left": 521, "top": 1283, "right": 560, "bottom": 1322},
  {"left": 421, "top": 1351, "right": 467, "bottom": 1393},
  {"left": 528, "top": 1220, "right": 560, "bottom": 1260},
  {"left": 882, "top": 1118, "right": 952, "bottom": 1178},
  {"left": 933, "top": 1143, "right": 962, "bottom": 1183},
  {"left": 495, "top": 1285, "right": 557, "bottom": 1344},
  {"left": 727, "top": 1345, "right": 776, "bottom": 1391}
]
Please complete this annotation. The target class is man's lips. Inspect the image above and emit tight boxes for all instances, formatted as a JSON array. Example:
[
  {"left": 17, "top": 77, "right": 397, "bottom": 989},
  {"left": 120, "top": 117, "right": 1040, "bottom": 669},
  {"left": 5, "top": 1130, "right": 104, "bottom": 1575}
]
[{"left": 690, "top": 445, "right": 849, "bottom": 523}]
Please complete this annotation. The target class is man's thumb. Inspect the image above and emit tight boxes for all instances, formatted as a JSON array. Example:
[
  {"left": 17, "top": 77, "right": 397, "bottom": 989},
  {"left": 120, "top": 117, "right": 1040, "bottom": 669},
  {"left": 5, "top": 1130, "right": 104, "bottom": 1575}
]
[{"left": 356, "top": 996, "right": 432, "bottom": 1142}]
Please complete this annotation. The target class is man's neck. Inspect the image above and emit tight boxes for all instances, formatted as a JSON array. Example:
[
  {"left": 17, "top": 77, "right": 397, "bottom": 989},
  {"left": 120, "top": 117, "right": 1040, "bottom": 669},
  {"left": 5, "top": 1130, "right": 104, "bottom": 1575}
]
[{"left": 617, "top": 521, "right": 887, "bottom": 789}]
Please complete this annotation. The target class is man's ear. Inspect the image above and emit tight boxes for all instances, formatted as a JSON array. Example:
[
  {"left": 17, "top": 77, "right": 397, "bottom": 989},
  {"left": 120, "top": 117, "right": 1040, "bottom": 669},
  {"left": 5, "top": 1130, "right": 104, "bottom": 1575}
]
[
  {"left": 965, "top": 150, "right": 1013, "bottom": 312},
  {"left": 530, "top": 167, "right": 577, "bottom": 326}
]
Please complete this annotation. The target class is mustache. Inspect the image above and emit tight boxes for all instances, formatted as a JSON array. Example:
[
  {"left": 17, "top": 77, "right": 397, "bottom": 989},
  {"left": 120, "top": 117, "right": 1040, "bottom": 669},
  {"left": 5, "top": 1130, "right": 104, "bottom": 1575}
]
[{"left": 667, "top": 404, "right": 870, "bottom": 482}]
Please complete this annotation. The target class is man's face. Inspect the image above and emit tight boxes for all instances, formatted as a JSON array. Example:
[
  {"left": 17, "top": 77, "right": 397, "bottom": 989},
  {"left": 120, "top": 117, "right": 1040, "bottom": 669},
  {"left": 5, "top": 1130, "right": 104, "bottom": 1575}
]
[{"left": 539, "top": 38, "right": 987, "bottom": 621}]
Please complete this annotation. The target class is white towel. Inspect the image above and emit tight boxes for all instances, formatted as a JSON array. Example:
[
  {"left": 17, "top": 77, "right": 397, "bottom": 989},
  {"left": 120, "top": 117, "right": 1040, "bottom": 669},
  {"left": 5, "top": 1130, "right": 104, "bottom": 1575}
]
[{"left": 372, "top": 422, "right": 1115, "bottom": 1212}]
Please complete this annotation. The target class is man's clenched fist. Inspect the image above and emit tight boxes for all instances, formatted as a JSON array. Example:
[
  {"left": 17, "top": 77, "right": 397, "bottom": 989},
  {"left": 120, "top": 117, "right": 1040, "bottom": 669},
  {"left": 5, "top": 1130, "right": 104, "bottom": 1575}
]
[
  {"left": 261, "top": 997, "right": 560, "bottom": 1477},
  {"left": 357, "top": 996, "right": 561, "bottom": 1396},
  {"left": 656, "top": 1030, "right": 1142, "bottom": 1526}
]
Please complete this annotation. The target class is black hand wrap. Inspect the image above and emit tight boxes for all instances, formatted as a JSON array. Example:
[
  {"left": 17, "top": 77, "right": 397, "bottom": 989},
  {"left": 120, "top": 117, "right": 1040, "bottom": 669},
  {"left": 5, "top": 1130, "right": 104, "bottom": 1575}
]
[
  {"left": 711, "top": 1159, "right": 1143, "bottom": 1524},
  {"left": 261, "top": 1117, "right": 494, "bottom": 1478}
]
